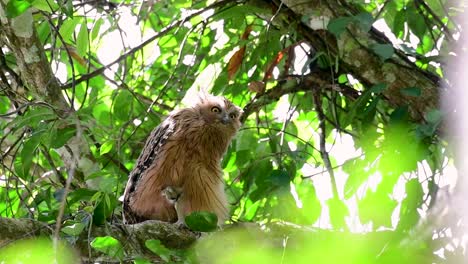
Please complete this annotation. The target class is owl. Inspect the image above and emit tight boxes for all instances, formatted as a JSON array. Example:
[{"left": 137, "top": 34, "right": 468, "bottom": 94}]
[{"left": 122, "top": 94, "right": 242, "bottom": 226}]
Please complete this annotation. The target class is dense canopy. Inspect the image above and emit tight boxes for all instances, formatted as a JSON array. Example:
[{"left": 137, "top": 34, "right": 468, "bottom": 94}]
[{"left": 0, "top": 0, "right": 465, "bottom": 263}]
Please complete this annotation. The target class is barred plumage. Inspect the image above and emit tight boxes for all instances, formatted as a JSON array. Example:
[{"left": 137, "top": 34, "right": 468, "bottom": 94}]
[{"left": 122, "top": 94, "right": 242, "bottom": 225}]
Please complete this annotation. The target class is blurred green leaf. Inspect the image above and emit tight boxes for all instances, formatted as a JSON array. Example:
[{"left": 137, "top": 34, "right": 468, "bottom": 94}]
[
  {"left": 327, "top": 17, "right": 353, "bottom": 37},
  {"left": 354, "top": 12, "right": 374, "bottom": 32},
  {"left": 5, "top": 0, "right": 31, "bottom": 18},
  {"left": 0, "top": 97, "right": 11, "bottom": 114},
  {"left": 327, "top": 197, "right": 349, "bottom": 229},
  {"left": 145, "top": 239, "right": 172, "bottom": 261},
  {"left": 113, "top": 90, "right": 133, "bottom": 121},
  {"left": 32, "top": 0, "right": 59, "bottom": 13},
  {"left": 90, "top": 236, "right": 124, "bottom": 260},
  {"left": 77, "top": 22, "right": 89, "bottom": 56},
  {"left": 61, "top": 222, "right": 85, "bottom": 236},
  {"left": 185, "top": 211, "right": 218, "bottom": 232}
]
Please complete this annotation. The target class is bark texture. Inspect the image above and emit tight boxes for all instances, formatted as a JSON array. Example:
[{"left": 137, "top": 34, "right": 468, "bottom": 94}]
[
  {"left": 249, "top": 0, "right": 440, "bottom": 122},
  {"left": 0, "top": 217, "right": 197, "bottom": 262},
  {"left": 0, "top": 2, "right": 69, "bottom": 111}
]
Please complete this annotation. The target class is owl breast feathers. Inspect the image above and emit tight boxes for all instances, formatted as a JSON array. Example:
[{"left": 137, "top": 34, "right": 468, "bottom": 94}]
[{"left": 122, "top": 94, "right": 242, "bottom": 225}]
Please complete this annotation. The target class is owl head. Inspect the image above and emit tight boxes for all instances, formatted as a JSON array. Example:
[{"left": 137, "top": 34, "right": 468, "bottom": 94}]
[{"left": 194, "top": 93, "right": 242, "bottom": 133}]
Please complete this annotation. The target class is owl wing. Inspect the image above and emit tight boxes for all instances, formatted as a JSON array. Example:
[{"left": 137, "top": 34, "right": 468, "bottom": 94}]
[{"left": 122, "top": 116, "right": 177, "bottom": 223}]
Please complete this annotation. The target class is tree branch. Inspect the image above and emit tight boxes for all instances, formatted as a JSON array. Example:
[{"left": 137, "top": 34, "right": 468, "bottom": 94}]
[
  {"left": 0, "top": 217, "right": 197, "bottom": 262},
  {"left": 0, "top": 5, "right": 69, "bottom": 112},
  {"left": 257, "top": 0, "right": 441, "bottom": 122}
]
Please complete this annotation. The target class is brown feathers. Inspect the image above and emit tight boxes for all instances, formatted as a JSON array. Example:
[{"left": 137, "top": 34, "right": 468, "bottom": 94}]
[{"left": 122, "top": 95, "right": 241, "bottom": 225}]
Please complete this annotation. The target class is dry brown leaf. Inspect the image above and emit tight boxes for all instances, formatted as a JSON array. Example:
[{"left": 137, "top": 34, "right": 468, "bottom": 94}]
[
  {"left": 227, "top": 47, "right": 246, "bottom": 80},
  {"left": 226, "top": 25, "right": 253, "bottom": 80}
]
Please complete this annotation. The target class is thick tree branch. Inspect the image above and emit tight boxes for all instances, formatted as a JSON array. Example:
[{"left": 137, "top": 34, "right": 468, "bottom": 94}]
[
  {"left": 0, "top": 4, "right": 69, "bottom": 111},
  {"left": 240, "top": 71, "right": 358, "bottom": 123},
  {"left": 252, "top": 0, "right": 441, "bottom": 122},
  {"left": 0, "top": 217, "right": 197, "bottom": 262}
]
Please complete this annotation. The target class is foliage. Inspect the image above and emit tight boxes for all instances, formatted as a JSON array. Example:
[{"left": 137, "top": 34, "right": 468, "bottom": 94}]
[{"left": 0, "top": 0, "right": 465, "bottom": 263}]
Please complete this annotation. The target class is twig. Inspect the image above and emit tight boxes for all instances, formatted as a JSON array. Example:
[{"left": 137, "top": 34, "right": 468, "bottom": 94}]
[
  {"left": 312, "top": 90, "right": 339, "bottom": 199},
  {"left": 61, "top": 0, "right": 241, "bottom": 90}
]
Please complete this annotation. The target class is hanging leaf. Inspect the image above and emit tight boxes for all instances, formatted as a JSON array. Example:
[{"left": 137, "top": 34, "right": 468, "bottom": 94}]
[
  {"left": 77, "top": 23, "right": 89, "bottom": 57},
  {"left": 227, "top": 24, "right": 252, "bottom": 80},
  {"left": 407, "top": 7, "right": 427, "bottom": 41},
  {"left": 263, "top": 50, "right": 284, "bottom": 81},
  {"left": 393, "top": 9, "right": 406, "bottom": 38},
  {"left": 227, "top": 47, "right": 246, "bottom": 80}
]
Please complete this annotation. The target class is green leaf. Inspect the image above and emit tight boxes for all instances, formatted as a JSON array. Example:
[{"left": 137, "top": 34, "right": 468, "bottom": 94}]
[
  {"left": 353, "top": 12, "right": 374, "bottom": 32},
  {"left": 50, "top": 126, "right": 76, "bottom": 148},
  {"left": 68, "top": 188, "right": 98, "bottom": 205},
  {"left": 327, "top": 17, "right": 353, "bottom": 37},
  {"left": 61, "top": 0, "right": 74, "bottom": 17},
  {"left": 31, "top": 0, "right": 59, "bottom": 13},
  {"left": 371, "top": 44, "right": 394, "bottom": 61},
  {"left": 18, "top": 132, "right": 43, "bottom": 179},
  {"left": 297, "top": 182, "right": 321, "bottom": 225},
  {"left": 59, "top": 18, "right": 81, "bottom": 43},
  {"left": 100, "top": 141, "right": 113, "bottom": 156},
  {"left": 93, "top": 193, "right": 117, "bottom": 225},
  {"left": 91, "top": 18, "right": 104, "bottom": 41},
  {"left": 0, "top": 97, "right": 10, "bottom": 114},
  {"left": 90, "top": 236, "right": 124, "bottom": 260},
  {"left": 393, "top": 9, "right": 406, "bottom": 37},
  {"left": 113, "top": 90, "right": 133, "bottom": 121},
  {"left": 185, "top": 211, "right": 218, "bottom": 232},
  {"left": 400, "top": 87, "right": 421, "bottom": 97},
  {"left": 407, "top": 8, "right": 426, "bottom": 40},
  {"left": 77, "top": 22, "right": 89, "bottom": 56},
  {"left": 145, "top": 240, "right": 172, "bottom": 262},
  {"left": 327, "top": 197, "right": 349, "bottom": 228},
  {"left": 236, "top": 129, "right": 257, "bottom": 151},
  {"left": 270, "top": 169, "right": 290, "bottom": 188},
  {"left": 397, "top": 179, "right": 423, "bottom": 231},
  {"left": 359, "top": 189, "right": 397, "bottom": 228},
  {"left": 343, "top": 158, "right": 371, "bottom": 199},
  {"left": 5, "top": 0, "right": 31, "bottom": 18},
  {"left": 158, "top": 35, "right": 178, "bottom": 48},
  {"left": 61, "top": 223, "right": 85, "bottom": 236},
  {"left": 342, "top": 83, "right": 386, "bottom": 127}
]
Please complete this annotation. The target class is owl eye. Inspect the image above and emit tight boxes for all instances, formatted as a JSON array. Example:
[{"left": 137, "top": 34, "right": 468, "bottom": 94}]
[
  {"left": 229, "top": 113, "right": 237, "bottom": 119},
  {"left": 211, "top": 106, "right": 221, "bottom": 113}
]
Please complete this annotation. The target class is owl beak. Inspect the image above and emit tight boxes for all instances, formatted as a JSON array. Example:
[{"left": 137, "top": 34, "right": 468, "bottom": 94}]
[{"left": 221, "top": 114, "right": 230, "bottom": 125}]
